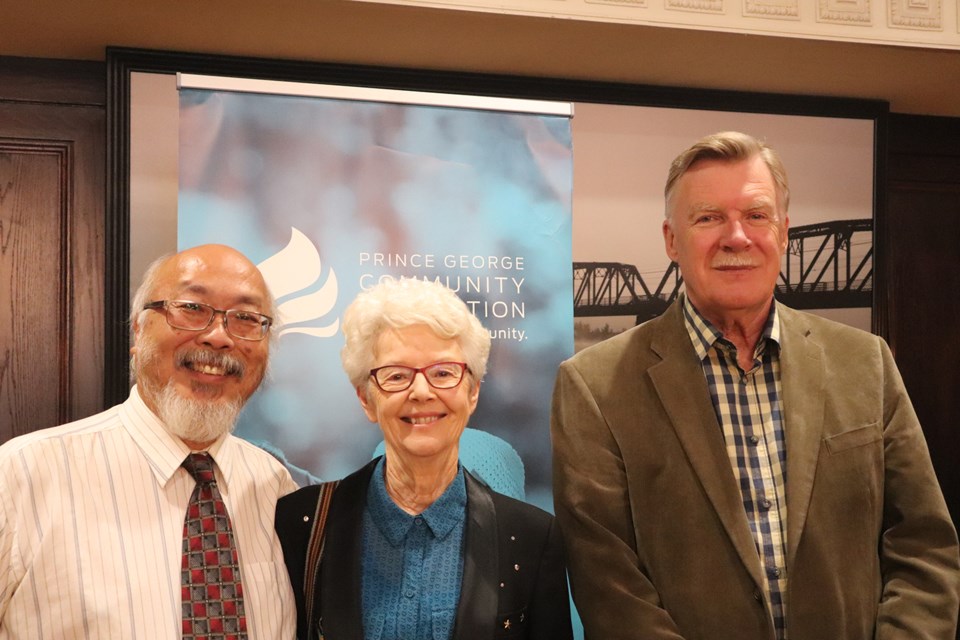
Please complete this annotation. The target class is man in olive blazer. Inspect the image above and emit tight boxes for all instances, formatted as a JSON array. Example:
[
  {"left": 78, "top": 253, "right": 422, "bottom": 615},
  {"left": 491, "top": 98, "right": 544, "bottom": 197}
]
[
  {"left": 552, "top": 131, "right": 959, "bottom": 639},
  {"left": 276, "top": 458, "right": 572, "bottom": 640},
  {"left": 553, "top": 299, "right": 959, "bottom": 638}
]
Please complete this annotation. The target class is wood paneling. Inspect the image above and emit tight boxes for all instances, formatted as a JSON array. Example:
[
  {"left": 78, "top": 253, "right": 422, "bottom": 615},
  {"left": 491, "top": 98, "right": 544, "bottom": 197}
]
[
  {"left": 886, "top": 113, "right": 960, "bottom": 545},
  {"left": 0, "top": 139, "right": 69, "bottom": 431},
  {"left": 0, "top": 58, "right": 104, "bottom": 441}
]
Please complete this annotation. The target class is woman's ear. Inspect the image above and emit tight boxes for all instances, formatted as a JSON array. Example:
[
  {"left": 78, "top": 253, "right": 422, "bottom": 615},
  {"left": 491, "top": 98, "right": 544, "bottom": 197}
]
[
  {"left": 467, "top": 380, "right": 481, "bottom": 414},
  {"left": 356, "top": 385, "right": 379, "bottom": 423}
]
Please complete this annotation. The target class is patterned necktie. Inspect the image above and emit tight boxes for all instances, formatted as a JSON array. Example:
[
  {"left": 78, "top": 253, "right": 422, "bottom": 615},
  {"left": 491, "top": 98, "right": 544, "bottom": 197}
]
[{"left": 181, "top": 452, "right": 247, "bottom": 639}]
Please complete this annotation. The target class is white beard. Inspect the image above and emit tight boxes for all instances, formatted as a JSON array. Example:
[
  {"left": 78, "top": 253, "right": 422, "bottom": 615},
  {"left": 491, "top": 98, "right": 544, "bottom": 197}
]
[
  {"left": 134, "top": 333, "right": 245, "bottom": 446},
  {"left": 154, "top": 382, "right": 242, "bottom": 445}
]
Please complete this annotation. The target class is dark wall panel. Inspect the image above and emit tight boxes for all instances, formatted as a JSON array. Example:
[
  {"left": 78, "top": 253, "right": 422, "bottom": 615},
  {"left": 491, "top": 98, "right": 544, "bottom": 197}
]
[
  {"left": 887, "top": 113, "right": 960, "bottom": 544},
  {"left": 0, "top": 57, "right": 105, "bottom": 441}
]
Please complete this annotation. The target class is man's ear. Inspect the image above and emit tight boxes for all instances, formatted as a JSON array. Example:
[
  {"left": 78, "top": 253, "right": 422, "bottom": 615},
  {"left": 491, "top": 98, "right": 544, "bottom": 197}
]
[
  {"left": 663, "top": 219, "right": 680, "bottom": 262},
  {"left": 129, "top": 319, "right": 141, "bottom": 357},
  {"left": 780, "top": 213, "right": 790, "bottom": 253}
]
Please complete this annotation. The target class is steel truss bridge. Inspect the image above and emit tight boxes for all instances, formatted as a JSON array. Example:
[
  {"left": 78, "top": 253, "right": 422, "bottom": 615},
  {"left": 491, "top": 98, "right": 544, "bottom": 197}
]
[{"left": 574, "top": 219, "right": 872, "bottom": 324}]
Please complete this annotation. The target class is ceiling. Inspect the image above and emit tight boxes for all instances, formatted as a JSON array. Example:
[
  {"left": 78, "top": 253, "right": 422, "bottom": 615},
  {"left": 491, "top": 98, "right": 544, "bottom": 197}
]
[{"left": 2, "top": 0, "right": 959, "bottom": 117}]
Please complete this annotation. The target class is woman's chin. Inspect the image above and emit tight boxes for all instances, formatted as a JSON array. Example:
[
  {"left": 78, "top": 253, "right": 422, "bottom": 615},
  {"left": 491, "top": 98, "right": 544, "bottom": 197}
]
[{"left": 391, "top": 436, "right": 456, "bottom": 463}]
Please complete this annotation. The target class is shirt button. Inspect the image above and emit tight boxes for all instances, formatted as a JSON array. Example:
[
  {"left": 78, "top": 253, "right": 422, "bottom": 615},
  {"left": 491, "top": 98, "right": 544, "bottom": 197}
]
[
  {"left": 404, "top": 589, "right": 415, "bottom": 598},
  {"left": 414, "top": 517, "right": 423, "bottom": 526},
  {"left": 759, "top": 497, "right": 772, "bottom": 510},
  {"left": 770, "top": 567, "right": 782, "bottom": 578},
  {"left": 748, "top": 434, "right": 760, "bottom": 445}
]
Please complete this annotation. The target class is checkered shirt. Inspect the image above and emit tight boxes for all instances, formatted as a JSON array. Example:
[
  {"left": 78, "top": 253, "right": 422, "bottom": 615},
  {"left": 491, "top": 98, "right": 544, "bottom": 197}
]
[{"left": 683, "top": 296, "right": 788, "bottom": 640}]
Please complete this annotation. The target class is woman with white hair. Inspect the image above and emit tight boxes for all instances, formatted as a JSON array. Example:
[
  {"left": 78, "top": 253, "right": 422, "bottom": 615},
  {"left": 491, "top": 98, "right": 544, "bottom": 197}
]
[{"left": 276, "top": 277, "right": 572, "bottom": 640}]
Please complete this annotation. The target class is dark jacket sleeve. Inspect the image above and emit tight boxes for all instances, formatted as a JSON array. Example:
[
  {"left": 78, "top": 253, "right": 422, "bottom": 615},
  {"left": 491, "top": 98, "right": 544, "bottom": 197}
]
[
  {"left": 488, "top": 488, "right": 574, "bottom": 640},
  {"left": 276, "top": 484, "right": 323, "bottom": 640},
  {"left": 526, "top": 515, "right": 574, "bottom": 640}
]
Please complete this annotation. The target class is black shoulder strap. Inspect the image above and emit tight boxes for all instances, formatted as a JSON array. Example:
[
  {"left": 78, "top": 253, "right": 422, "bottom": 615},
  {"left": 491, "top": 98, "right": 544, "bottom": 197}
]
[{"left": 304, "top": 480, "right": 339, "bottom": 638}]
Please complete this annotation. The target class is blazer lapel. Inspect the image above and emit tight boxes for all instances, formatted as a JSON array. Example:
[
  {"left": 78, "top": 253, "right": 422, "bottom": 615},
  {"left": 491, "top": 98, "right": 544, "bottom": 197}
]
[
  {"left": 320, "top": 460, "right": 376, "bottom": 640},
  {"left": 776, "top": 305, "right": 825, "bottom": 568},
  {"left": 453, "top": 471, "right": 498, "bottom": 640},
  {"left": 647, "top": 303, "right": 766, "bottom": 589}
]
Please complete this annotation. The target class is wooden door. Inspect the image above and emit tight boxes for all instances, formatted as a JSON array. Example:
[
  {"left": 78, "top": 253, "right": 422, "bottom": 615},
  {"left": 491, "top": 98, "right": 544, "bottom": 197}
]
[
  {"left": 0, "top": 57, "right": 105, "bottom": 441},
  {"left": 887, "top": 113, "right": 960, "bottom": 554}
]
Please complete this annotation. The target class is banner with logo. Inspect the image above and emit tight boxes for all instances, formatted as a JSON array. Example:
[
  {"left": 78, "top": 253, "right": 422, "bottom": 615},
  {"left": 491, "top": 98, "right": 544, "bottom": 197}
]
[{"left": 177, "top": 76, "right": 573, "bottom": 510}]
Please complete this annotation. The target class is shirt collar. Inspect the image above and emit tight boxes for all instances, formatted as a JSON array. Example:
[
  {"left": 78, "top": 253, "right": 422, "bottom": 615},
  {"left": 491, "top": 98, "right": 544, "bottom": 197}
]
[
  {"left": 367, "top": 457, "right": 467, "bottom": 546},
  {"left": 119, "top": 385, "right": 236, "bottom": 490},
  {"left": 682, "top": 294, "right": 781, "bottom": 361}
]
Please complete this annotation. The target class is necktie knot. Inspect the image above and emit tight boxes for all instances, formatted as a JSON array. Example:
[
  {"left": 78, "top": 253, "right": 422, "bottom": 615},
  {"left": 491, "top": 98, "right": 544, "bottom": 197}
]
[{"left": 182, "top": 452, "right": 216, "bottom": 484}]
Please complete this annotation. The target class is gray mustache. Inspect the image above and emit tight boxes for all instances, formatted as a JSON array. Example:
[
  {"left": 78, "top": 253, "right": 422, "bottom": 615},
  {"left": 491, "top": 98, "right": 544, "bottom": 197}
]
[
  {"left": 177, "top": 349, "right": 245, "bottom": 377},
  {"left": 712, "top": 256, "right": 758, "bottom": 268}
]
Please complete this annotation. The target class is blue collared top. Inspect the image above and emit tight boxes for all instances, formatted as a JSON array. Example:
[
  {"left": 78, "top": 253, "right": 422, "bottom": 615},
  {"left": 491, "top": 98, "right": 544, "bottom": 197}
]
[{"left": 360, "top": 457, "right": 467, "bottom": 640}]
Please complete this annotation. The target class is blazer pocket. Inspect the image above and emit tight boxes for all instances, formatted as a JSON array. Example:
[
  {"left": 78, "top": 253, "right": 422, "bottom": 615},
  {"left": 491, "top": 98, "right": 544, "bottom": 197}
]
[
  {"left": 824, "top": 422, "right": 882, "bottom": 454},
  {"left": 495, "top": 607, "right": 529, "bottom": 637}
]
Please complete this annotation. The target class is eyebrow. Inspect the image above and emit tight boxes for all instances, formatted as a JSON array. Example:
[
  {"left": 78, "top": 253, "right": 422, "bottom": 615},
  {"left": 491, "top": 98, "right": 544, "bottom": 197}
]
[
  {"left": 688, "top": 202, "right": 721, "bottom": 213},
  {"left": 687, "top": 198, "right": 776, "bottom": 215},
  {"left": 176, "top": 283, "right": 264, "bottom": 308}
]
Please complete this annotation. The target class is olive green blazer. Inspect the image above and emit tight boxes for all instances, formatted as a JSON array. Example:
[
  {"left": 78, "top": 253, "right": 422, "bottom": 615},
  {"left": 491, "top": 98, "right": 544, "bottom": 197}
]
[{"left": 552, "top": 299, "right": 959, "bottom": 639}]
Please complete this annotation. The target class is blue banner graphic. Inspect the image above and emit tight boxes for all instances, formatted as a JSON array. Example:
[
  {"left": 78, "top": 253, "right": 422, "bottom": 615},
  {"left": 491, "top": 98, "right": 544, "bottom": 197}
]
[{"left": 178, "top": 86, "right": 573, "bottom": 511}]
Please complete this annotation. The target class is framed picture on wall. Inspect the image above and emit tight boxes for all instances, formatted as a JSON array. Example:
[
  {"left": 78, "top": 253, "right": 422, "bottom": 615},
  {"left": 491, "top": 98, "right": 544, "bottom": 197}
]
[
  {"left": 107, "top": 44, "right": 887, "bottom": 483},
  {"left": 107, "top": 46, "right": 887, "bottom": 399},
  {"left": 106, "top": 46, "right": 887, "bottom": 640},
  {"left": 569, "top": 102, "right": 878, "bottom": 351}
]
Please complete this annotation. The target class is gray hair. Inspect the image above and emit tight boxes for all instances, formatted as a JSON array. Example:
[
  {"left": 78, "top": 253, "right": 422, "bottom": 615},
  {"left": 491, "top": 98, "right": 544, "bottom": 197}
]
[
  {"left": 340, "top": 277, "right": 492, "bottom": 389},
  {"left": 664, "top": 131, "right": 790, "bottom": 218},
  {"left": 130, "top": 253, "right": 172, "bottom": 332}
]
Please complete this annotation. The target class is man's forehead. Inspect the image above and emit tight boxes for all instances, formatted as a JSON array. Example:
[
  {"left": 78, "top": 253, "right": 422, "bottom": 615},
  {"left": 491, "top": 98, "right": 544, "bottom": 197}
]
[
  {"left": 158, "top": 253, "right": 268, "bottom": 304},
  {"left": 678, "top": 162, "right": 778, "bottom": 204},
  {"left": 174, "top": 281, "right": 266, "bottom": 306}
]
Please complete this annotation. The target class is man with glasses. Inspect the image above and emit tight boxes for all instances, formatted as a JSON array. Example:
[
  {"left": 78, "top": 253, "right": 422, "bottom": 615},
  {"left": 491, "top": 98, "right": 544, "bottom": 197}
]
[
  {"left": 551, "top": 131, "right": 959, "bottom": 639},
  {"left": 0, "top": 244, "right": 298, "bottom": 638}
]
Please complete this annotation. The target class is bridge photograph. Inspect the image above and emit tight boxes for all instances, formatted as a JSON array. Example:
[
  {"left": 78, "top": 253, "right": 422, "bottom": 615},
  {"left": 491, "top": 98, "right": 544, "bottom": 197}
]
[
  {"left": 573, "top": 218, "right": 873, "bottom": 325},
  {"left": 568, "top": 102, "right": 876, "bottom": 352}
]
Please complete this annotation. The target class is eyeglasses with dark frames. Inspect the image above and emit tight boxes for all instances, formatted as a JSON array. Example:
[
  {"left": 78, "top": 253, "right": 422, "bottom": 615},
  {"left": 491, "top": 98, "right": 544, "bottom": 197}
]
[
  {"left": 369, "top": 362, "right": 470, "bottom": 393},
  {"left": 143, "top": 300, "right": 273, "bottom": 341}
]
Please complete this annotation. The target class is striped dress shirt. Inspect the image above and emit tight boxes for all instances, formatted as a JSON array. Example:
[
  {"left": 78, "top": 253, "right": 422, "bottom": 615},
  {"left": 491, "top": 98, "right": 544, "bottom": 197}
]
[
  {"left": 0, "top": 385, "right": 298, "bottom": 639},
  {"left": 683, "top": 297, "right": 788, "bottom": 640}
]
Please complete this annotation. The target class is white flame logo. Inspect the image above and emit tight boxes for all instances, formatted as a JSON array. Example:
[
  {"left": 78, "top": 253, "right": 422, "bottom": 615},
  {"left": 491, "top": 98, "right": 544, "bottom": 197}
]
[{"left": 257, "top": 228, "right": 339, "bottom": 338}]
